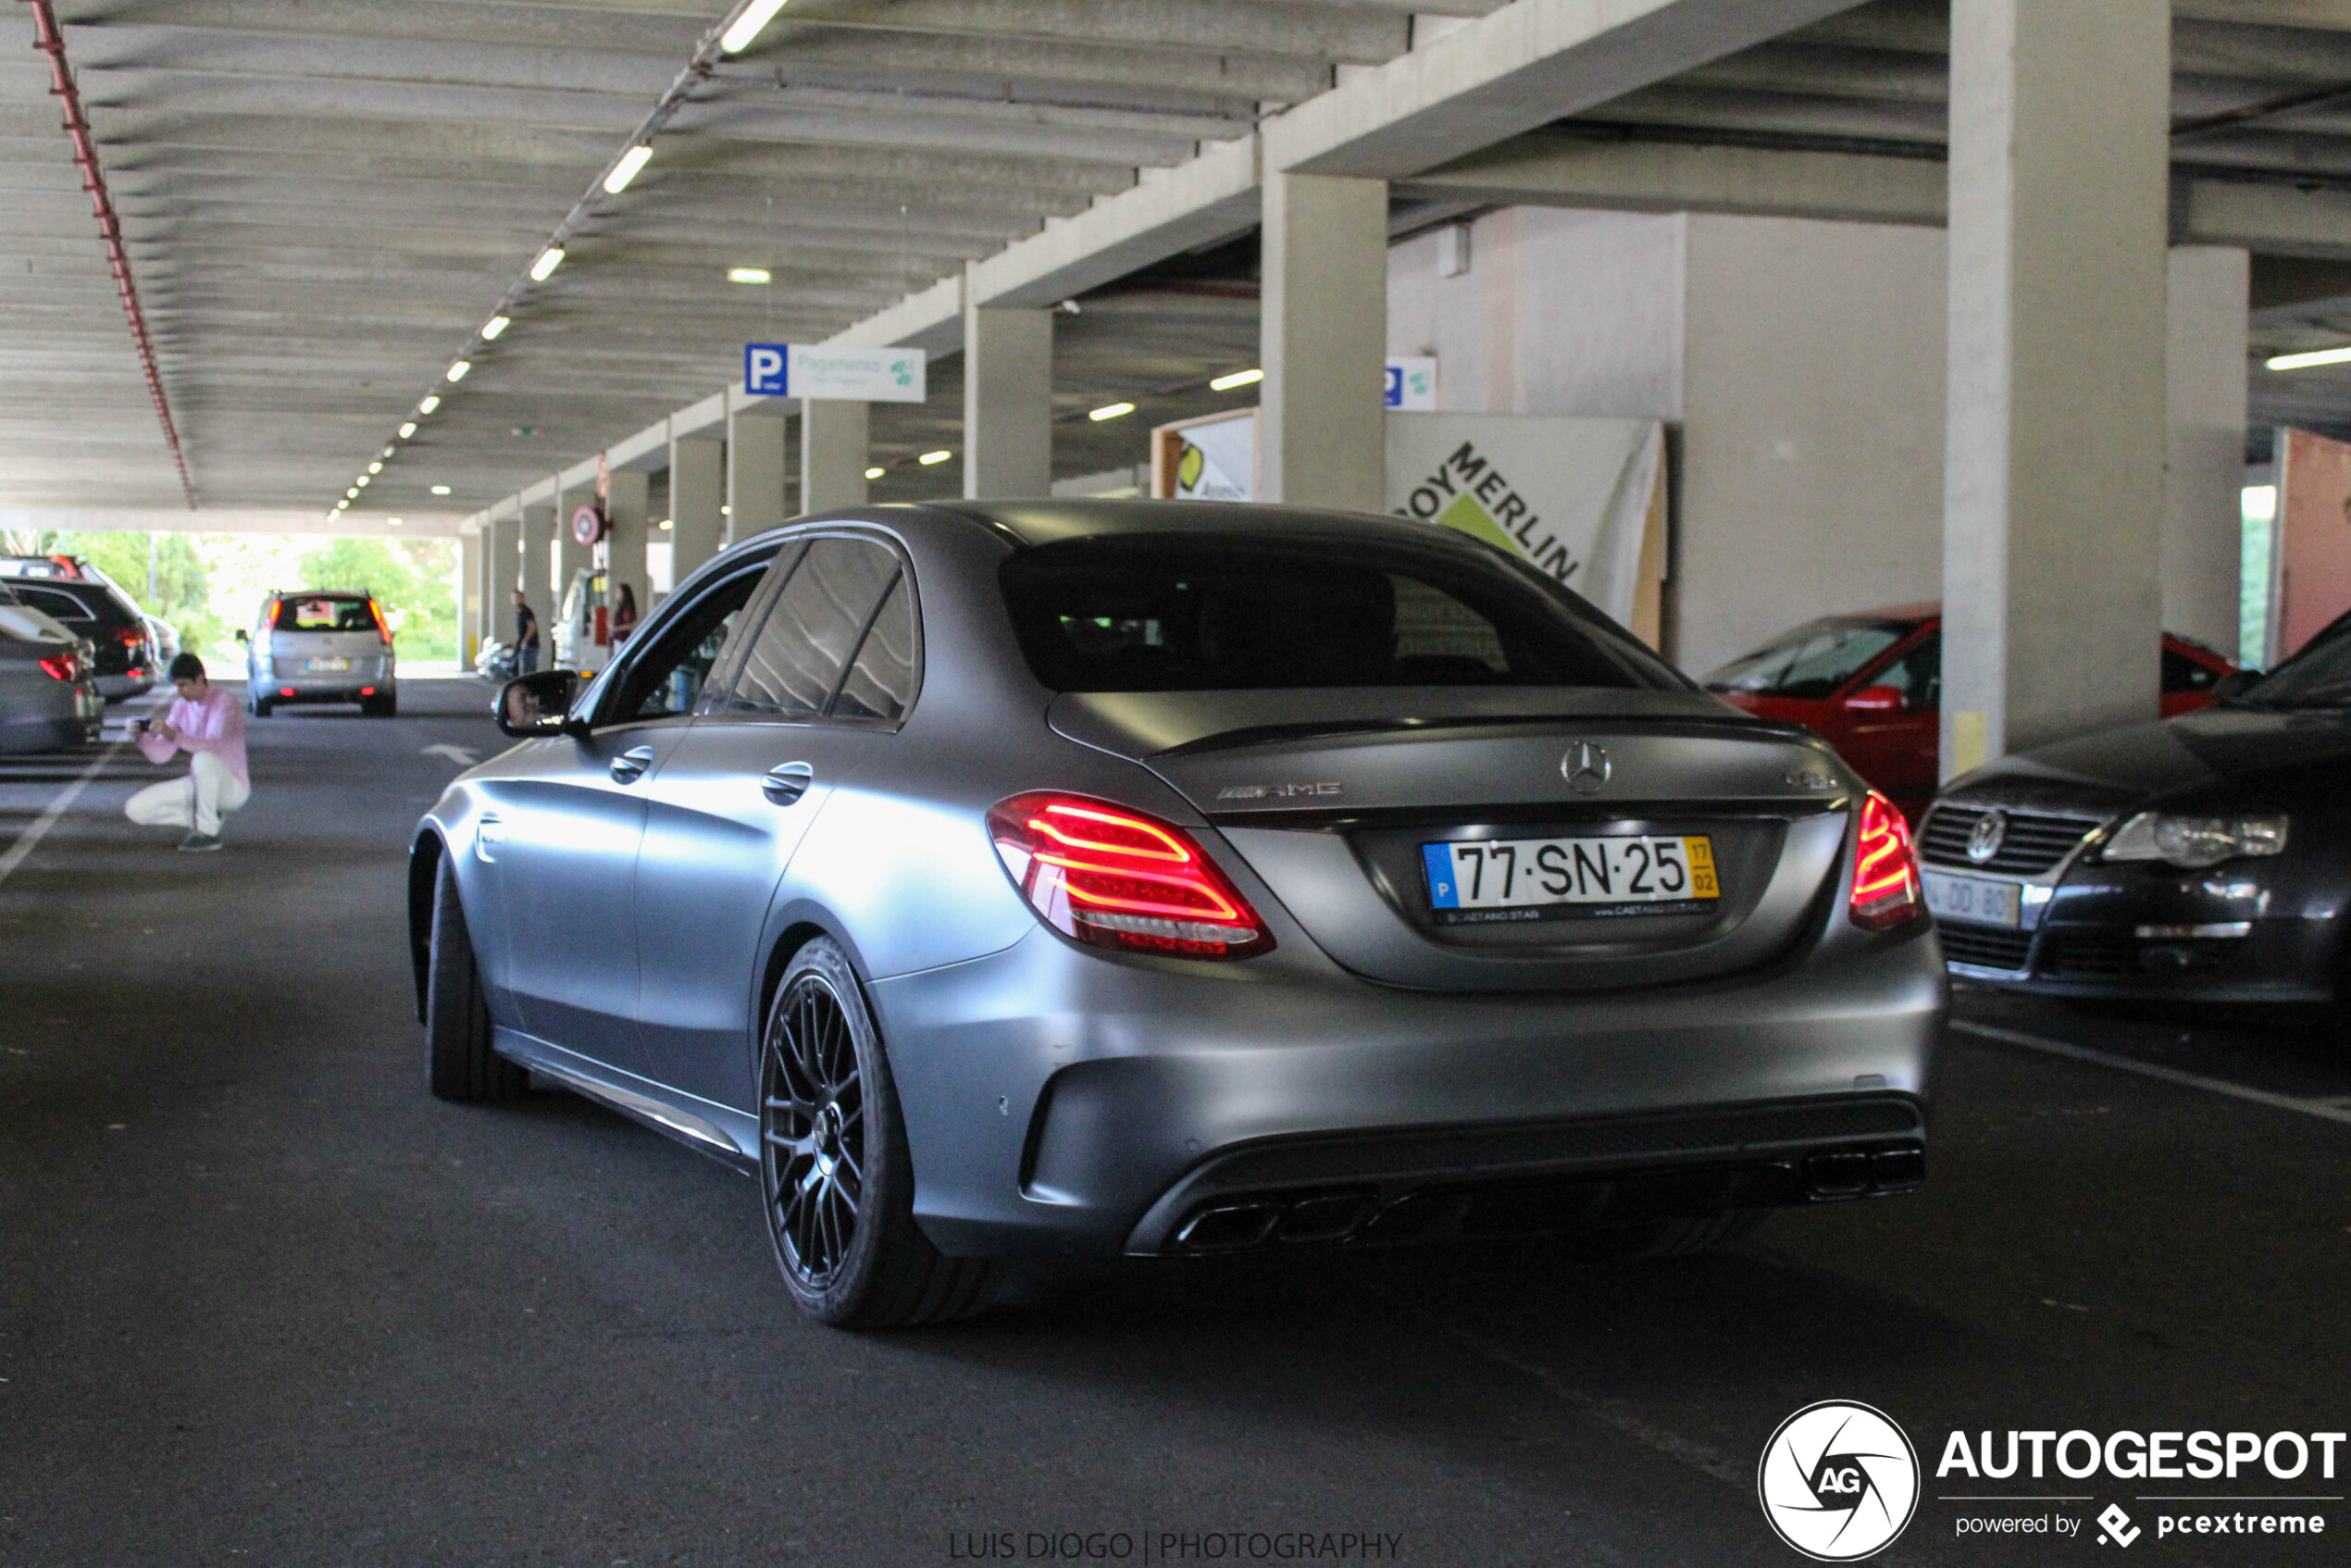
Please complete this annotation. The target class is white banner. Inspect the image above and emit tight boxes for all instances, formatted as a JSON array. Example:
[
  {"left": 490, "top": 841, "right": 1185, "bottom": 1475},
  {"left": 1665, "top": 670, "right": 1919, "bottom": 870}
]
[
  {"left": 744, "top": 343, "right": 927, "bottom": 402},
  {"left": 1385, "top": 415, "right": 1662, "bottom": 625}
]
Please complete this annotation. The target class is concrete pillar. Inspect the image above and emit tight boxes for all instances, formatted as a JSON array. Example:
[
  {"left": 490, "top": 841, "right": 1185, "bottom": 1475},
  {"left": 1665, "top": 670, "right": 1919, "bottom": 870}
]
[
  {"left": 605, "top": 468, "right": 650, "bottom": 620},
  {"left": 728, "top": 392, "right": 789, "bottom": 544},
  {"left": 485, "top": 510, "right": 516, "bottom": 600},
  {"left": 963, "top": 303, "right": 1053, "bottom": 498},
  {"left": 1258, "top": 170, "right": 1388, "bottom": 510},
  {"left": 802, "top": 399, "right": 870, "bottom": 513},
  {"left": 2165, "top": 245, "right": 2251, "bottom": 657},
  {"left": 459, "top": 529, "right": 483, "bottom": 669},
  {"left": 1940, "top": 0, "right": 2171, "bottom": 777},
  {"left": 553, "top": 474, "right": 589, "bottom": 633},
  {"left": 669, "top": 431, "right": 725, "bottom": 586},
  {"left": 520, "top": 493, "right": 555, "bottom": 635}
]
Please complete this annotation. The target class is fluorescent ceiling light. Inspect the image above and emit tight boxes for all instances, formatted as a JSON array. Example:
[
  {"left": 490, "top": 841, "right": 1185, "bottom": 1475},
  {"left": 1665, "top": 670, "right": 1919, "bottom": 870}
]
[
  {"left": 1210, "top": 367, "right": 1263, "bottom": 391},
  {"left": 721, "top": 0, "right": 790, "bottom": 54},
  {"left": 918, "top": 449, "right": 952, "bottom": 466},
  {"left": 446, "top": 360, "right": 471, "bottom": 382},
  {"left": 865, "top": 467, "right": 885, "bottom": 479},
  {"left": 2265, "top": 345, "right": 2351, "bottom": 371},
  {"left": 367, "top": 461, "right": 383, "bottom": 475},
  {"left": 345, "top": 488, "right": 359, "bottom": 499},
  {"left": 398, "top": 422, "right": 417, "bottom": 439},
  {"left": 1088, "top": 402, "right": 1136, "bottom": 422},
  {"left": 418, "top": 395, "right": 441, "bottom": 415},
  {"left": 355, "top": 474, "right": 370, "bottom": 487},
  {"left": 386, "top": 517, "right": 403, "bottom": 527},
  {"left": 720, "top": 504, "right": 731, "bottom": 516},
  {"left": 431, "top": 484, "right": 452, "bottom": 496},
  {"left": 728, "top": 267, "right": 772, "bottom": 285},
  {"left": 480, "top": 315, "right": 511, "bottom": 342},
  {"left": 659, "top": 519, "right": 674, "bottom": 530},
  {"left": 529, "top": 247, "right": 565, "bottom": 282},
  {"left": 603, "top": 144, "right": 653, "bottom": 195}
]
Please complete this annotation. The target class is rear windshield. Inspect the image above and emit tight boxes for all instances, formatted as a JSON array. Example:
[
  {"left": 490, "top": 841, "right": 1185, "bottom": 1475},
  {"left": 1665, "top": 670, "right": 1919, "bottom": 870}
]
[
  {"left": 10, "top": 582, "right": 131, "bottom": 626},
  {"left": 1707, "top": 618, "right": 1909, "bottom": 699},
  {"left": 1000, "top": 533, "right": 1685, "bottom": 693},
  {"left": 275, "top": 596, "right": 376, "bottom": 632}
]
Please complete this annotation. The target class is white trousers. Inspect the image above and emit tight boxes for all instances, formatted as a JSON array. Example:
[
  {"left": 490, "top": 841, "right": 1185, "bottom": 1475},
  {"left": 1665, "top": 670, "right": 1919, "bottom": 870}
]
[{"left": 126, "top": 751, "right": 251, "bottom": 837}]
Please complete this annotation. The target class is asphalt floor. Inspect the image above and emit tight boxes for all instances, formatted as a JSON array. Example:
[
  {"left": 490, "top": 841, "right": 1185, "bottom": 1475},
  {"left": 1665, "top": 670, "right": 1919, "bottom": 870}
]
[{"left": 2, "top": 677, "right": 2347, "bottom": 1567}]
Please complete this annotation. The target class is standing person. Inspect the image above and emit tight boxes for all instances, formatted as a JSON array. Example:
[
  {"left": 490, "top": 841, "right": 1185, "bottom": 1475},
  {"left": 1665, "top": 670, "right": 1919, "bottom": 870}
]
[
  {"left": 513, "top": 589, "right": 541, "bottom": 675},
  {"left": 611, "top": 582, "right": 639, "bottom": 644},
  {"left": 126, "top": 652, "right": 250, "bottom": 852}
]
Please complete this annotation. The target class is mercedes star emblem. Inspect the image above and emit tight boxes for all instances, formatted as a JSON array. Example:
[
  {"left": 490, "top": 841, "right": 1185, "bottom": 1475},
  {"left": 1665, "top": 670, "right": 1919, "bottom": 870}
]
[
  {"left": 1561, "top": 741, "right": 1611, "bottom": 795},
  {"left": 1965, "top": 809, "right": 2008, "bottom": 865}
]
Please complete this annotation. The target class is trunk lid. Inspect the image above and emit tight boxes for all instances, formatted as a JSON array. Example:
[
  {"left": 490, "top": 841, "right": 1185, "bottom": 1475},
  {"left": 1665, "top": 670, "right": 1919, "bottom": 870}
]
[{"left": 1051, "top": 690, "right": 1856, "bottom": 992}]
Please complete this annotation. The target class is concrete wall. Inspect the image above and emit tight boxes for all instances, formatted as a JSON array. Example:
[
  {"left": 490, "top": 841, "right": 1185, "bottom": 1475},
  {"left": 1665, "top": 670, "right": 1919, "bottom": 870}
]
[
  {"left": 1390, "top": 208, "right": 2247, "bottom": 680},
  {"left": 1676, "top": 215, "right": 1948, "bottom": 674}
]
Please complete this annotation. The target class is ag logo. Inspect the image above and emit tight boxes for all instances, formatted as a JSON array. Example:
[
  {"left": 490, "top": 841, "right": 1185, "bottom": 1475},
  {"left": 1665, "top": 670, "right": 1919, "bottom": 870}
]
[{"left": 1758, "top": 1400, "right": 1919, "bottom": 1561}]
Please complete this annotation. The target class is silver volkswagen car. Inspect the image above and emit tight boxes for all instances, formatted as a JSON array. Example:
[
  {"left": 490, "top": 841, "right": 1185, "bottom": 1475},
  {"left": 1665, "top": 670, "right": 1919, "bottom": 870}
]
[{"left": 410, "top": 502, "right": 1944, "bottom": 1327}]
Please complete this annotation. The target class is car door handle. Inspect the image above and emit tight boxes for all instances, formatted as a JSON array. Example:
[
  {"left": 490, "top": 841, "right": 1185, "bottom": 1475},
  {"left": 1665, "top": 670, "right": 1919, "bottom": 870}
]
[
  {"left": 762, "top": 761, "right": 815, "bottom": 804},
  {"left": 610, "top": 745, "right": 656, "bottom": 785}
]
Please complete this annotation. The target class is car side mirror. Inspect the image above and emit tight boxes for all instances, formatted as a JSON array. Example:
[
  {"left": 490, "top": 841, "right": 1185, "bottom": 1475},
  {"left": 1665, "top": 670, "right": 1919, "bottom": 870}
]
[
  {"left": 1843, "top": 683, "right": 1908, "bottom": 713},
  {"left": 2212, "top": 670, "right": 2257, "bottom": 702},
  {"left": 495, "top": 669, "right": 586, "bottom": 738},
  {"left": 233, "top": 628, "right": 248, "bottom": 643}
]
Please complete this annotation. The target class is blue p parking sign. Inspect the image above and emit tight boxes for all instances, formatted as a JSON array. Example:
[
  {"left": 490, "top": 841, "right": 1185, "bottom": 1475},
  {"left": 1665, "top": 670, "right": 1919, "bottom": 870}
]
[{"left": 745, "top": 342, "right": 789, "bottom": 395}]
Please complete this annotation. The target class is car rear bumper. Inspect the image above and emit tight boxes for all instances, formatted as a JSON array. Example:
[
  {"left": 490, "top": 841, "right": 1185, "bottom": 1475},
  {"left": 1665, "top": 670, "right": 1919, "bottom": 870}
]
[
  {"left": 259, "top": 677, "right": 396, "bottom": 703},
  {"left": 871, "top": 924, "right": 1946, "bottom": 1260}
]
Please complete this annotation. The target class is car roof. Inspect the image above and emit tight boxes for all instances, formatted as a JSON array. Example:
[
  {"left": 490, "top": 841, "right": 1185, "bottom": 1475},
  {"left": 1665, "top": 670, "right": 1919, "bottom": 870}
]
[{"left": 915, "top": 498, "right": 1507, "bottom": 555}]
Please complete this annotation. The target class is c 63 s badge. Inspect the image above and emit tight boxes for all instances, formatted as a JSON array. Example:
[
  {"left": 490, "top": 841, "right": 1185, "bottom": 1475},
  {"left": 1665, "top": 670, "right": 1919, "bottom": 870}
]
[
  {"left": 1216, "top": 782, "right": 1341, "bottom": 802},
  {"left": 1758, "top": 1400, "right": 1920, "bottom": 1561}
]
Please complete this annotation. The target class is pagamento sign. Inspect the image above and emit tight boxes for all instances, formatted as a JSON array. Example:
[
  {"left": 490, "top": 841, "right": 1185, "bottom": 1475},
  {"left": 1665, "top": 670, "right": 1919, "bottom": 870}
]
[{"left": 1385, "top": 414, "right": 1662, "bottom": 626}]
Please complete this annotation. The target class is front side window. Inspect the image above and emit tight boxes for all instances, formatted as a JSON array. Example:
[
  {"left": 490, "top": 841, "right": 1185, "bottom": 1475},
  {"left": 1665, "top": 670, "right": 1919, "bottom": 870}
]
[
  {"left": 1708, "top": 618, "right": 1910, "bottom": 700},
  {"left": 606, "top": 567, "right": 766, "bottom": 723},
  {"left": 724, "top": 538, "right": 909, "bottom": 718},
  {"left": 1001, "top": 533, "right": 1678, "bottom": 693}
]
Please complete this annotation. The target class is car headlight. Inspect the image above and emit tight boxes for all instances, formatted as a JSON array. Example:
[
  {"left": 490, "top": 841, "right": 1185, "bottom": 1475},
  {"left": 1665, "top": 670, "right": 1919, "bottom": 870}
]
[{"left": 2103, "top": 811, "right": 2288, "bottom": 869}]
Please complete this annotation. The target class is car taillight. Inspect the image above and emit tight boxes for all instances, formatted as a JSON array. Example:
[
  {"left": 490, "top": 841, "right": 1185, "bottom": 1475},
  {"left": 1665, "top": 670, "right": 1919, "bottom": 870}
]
[
  {"left": 1849, "top": 789, "right": 1925, "bottom": 931},
  {"left": 368, "top": 600, "right": 392, "bottom": 643},
  {"left": 987, "top": 792, "right": 1274, "bottom": 960},
  {"left": 38, "top": 652, "right": 76, "bottom": 681},
  {"left": 115, "top": 625, "right": 143, "bottom": 647}
]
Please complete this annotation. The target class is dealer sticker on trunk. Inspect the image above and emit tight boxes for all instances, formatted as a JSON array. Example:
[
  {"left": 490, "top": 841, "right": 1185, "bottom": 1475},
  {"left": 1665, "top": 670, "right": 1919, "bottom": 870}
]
[{"left": 1422, "top": 834, "right": 1720, "bottom": 924}]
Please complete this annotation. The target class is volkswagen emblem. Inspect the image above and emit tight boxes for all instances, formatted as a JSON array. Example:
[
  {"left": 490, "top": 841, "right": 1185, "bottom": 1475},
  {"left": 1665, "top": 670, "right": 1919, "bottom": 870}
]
[
  {"left": 1561, "top": 741, "right": 1611, "bottom": 795},
  {"left": 1965, "top": 809, "right": 2008, "bottom": 865}
]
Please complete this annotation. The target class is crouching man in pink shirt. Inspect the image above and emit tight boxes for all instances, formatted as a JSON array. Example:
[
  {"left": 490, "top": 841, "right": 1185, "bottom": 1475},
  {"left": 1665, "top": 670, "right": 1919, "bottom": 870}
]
[{"left": 128, "top": 652, "right": 251, "bottom": 852}]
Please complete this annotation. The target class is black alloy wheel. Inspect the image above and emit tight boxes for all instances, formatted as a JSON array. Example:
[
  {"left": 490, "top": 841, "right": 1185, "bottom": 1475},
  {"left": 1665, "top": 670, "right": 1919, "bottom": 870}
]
[
  {"left": 763, "top": 970, "right": 866, "bottom": 1292},
  {"left": 757, "top": 939, "right": 997, "bottom": 1327}
]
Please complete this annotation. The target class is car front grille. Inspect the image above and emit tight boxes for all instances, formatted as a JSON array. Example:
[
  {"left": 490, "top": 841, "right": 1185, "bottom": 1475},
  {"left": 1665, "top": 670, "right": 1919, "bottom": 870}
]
[
  {"left": 1936, "top": 923, "right": 2034, "bottom": 972},
  {"left": 2038, "top": 931, "right": 2139, "bottom": 977},
  {"left": 1920, "top": 804, "right": 2099, "bottom": 875}
]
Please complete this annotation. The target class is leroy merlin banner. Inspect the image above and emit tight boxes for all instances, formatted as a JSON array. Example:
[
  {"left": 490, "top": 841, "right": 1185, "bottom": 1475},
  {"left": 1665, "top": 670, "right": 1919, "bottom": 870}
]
[{"left": 1386, "top": 415, "right": 1664, "bottom": 625}]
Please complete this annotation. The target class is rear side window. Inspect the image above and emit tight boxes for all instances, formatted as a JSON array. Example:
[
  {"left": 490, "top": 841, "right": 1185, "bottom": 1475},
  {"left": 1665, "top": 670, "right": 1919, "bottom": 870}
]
[
  {"left": 999, "top": 533, "right": 1680, "bottom": 693},
  {"left": 723, "top": 538, "right": 909, "bottom": 718},
  {"left": 12, "top": 586, "right": 90, "bottom": 623},
  {"left": 275, "top": 597, "right": 374, "bottom": 632}
]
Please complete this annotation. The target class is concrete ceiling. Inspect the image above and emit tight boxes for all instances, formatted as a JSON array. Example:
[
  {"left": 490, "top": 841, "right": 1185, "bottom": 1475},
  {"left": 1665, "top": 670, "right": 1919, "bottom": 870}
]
[{"left": 14, "top": 0, "right": 2351, "bottom": 527}]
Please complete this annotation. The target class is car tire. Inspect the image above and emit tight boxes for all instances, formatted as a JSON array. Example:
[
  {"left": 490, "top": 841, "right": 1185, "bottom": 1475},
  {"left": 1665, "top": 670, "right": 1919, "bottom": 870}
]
[
  {"left": 250, "top": 691, "right": 272, "bottom": 718},
  {"left": 759, "top": 938, "right": 996, "bottom": 1328},
  {"left": 425, "top": 853, "right": 525, "bottom": 1103}
]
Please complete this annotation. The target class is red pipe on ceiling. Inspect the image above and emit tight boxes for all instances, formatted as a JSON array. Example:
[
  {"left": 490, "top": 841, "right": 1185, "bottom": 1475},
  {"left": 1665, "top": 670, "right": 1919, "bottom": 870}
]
[{"left": 24, "top": 0, "right": 195, "bottom": 508}]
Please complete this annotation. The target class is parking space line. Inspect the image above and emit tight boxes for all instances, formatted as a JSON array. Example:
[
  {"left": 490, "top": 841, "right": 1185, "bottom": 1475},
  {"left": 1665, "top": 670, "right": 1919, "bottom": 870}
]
[
  {"left": 1952, "top": 1020, "right": 2351, "bottom": 1128},
  {"left": 0, "top": 707, "right": 157, "bottom": 890}
]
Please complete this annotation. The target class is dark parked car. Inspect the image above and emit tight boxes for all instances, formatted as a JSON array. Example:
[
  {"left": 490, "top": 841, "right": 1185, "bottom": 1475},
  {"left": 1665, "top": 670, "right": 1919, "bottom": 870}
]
[
  {"left": 1921, "top": 616, "right": 2351, "bottom": 1039},
  {"left": 0, "top": 576, "right": 155, "bottom": 700},
  {"left": 410, "top": 503, "right": 1943, "bottom": 1327},
  {"left": 1709, "top": 605, "right": 2235, "bottom": 823},
  {"left": 0, "top": 584, "right": 103, "bottom": 753}
]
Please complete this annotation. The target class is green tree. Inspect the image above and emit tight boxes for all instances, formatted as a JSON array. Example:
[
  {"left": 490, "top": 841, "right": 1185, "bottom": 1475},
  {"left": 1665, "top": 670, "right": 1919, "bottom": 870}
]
[{"left": 48, "top": 531, "right": 225, "bottom": 654}]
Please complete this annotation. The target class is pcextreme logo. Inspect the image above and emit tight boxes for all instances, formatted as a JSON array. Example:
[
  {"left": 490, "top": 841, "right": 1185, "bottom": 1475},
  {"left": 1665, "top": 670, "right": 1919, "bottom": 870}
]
[{"left": 1759, "top": 1401, "right": 1922, "bottom": 1561}]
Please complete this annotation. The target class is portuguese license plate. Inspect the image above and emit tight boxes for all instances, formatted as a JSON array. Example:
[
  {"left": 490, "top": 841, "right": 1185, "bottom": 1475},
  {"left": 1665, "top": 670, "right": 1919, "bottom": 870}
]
[
  {"left": 305, "top": 657, "right": 350, "bottom": 672},
  {"left": 1422, "top": 834, "right": 1720, "bottom": 925},
  {"left": 1922, "top": 870, "right": 2022, "bottom": 928}
]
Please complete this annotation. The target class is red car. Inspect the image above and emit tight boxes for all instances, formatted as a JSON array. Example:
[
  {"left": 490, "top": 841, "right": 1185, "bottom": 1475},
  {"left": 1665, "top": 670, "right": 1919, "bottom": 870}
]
[{"left": 1705, "top": 604, "right": 2235, "bottom": 822}]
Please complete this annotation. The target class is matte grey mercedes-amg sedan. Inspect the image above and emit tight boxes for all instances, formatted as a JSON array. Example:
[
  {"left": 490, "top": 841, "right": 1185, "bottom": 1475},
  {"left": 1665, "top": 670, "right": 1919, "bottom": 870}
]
[{"left": 409, "top": 501, "right": 1944, "bottom": 1327}]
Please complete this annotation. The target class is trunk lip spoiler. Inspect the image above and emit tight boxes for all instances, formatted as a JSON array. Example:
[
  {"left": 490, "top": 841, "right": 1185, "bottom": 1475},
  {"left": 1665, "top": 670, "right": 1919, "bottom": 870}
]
[{"left": 1151, "top": 712, "right": 1822, "bottom": 761}]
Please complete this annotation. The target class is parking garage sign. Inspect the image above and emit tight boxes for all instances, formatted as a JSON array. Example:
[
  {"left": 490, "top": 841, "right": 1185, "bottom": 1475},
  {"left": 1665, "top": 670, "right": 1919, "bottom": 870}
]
[{"left": 744, "top": 343, "right": 926, "bottom": 402}]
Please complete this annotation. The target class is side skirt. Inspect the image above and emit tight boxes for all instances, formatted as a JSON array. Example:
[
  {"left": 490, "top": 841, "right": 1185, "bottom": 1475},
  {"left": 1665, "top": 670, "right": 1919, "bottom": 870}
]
[{"left": 492, "top": 1027, "right": 759, "bottom": 1175}]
